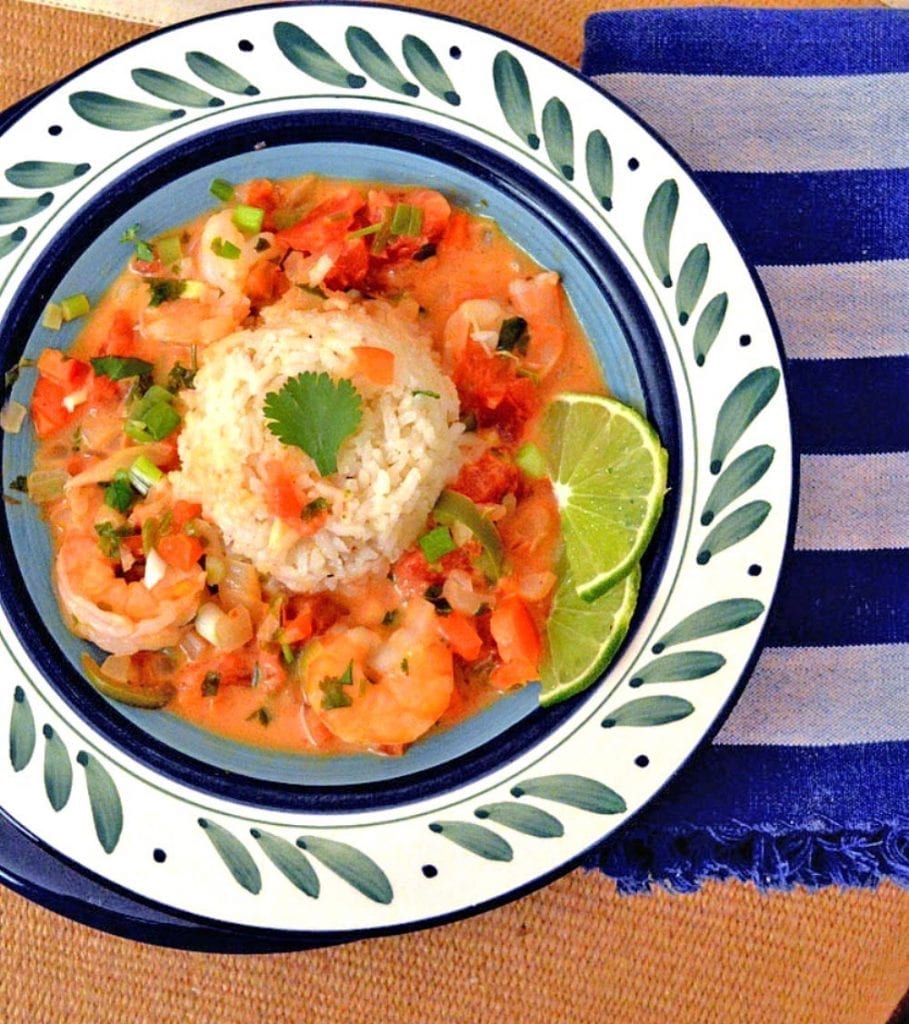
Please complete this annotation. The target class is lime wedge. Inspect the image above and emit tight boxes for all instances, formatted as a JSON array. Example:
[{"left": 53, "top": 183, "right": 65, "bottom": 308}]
[
  {"left": 539, "top": 561, "right": 640, "bottom": 706},
  {"left": 540, "top": 393, "right": 668, "bottom": 602}
]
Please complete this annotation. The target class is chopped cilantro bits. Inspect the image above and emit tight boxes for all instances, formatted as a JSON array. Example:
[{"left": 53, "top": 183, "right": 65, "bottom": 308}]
[
  {"left": 263, "top": 371, "right": 362, "bottom": 477},
  {"left": 104, "top": 469, "right": 136, "bottom": 514},
  {"left": 9, "top": 475, "right": 27, "bottom": 493},
  {"left": 148, "top": 279, "right": 186, "bottom": 307},
  {"left": 497, "top": 316, "right": 529, "bottom": 355},
  {"left": 95, "top": 521, "right": 134, "bottom": 559},
  {"left": 166, "top": 362, "right": 196, "bottom": 392},
  {"left": 90, "top": 355, "right": 154, "bottom": 381},
  {"left": 319, "top": 660, "right": 354, "bottom": 710},
  {"left": 302, "top": 496, "right": 330, "bottom": 520}
]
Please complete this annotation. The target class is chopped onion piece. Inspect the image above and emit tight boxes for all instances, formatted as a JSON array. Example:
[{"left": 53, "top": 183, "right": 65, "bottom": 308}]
[
  {"left": 62, "top": 384, "right": 91, "bottom": 413},
  {"left": 27, "top": 468, "right": 66, "bottom": 503},
  {"left": 100, "top": 654, "right": 131, "bottom": 684},
  {"left": 307, "top": 253, "right": 335, "bottom": 287},
  {"left": 195, "top": 602, "right": 253, "bottom": 651},
  {"left": 66, "top": 443, "right": 171, "bottom": 490},
  {"left": 143, "top": 547, "right": 168, "bottom": 589},
  {"left": 0, "top": 399, "right": 27, "bottom": 433}
]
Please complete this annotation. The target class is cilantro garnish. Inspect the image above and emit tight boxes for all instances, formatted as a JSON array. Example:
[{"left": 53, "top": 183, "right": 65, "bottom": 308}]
[
  {"left": 166, "top": 362, "right": 196, "bottom": 392},
  {"left": 263, "top": 371, "right": 362, "bottom": 476},
  {"left": 319, "top": 661, "right": 354, "bottom": 710},
  {"left": 104, "top": 469, "right": 136, "bottom": 514},
  {"left": 90, "top": 355, "right": 154, "bottom": 381},
  {"left": 94, "top": 521, "right": 135, "bottom": 559},
  {"left": 497, "top": 316, "right": 529, "bottom": 355},
  {"left": 148, "top": 279, "right": 186, "bottom": 308}
]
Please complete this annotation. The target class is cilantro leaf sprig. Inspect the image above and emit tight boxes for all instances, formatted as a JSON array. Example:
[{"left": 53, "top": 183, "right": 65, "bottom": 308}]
[{"left": 263, "top": 371, "right": 362, "bottom": 476}]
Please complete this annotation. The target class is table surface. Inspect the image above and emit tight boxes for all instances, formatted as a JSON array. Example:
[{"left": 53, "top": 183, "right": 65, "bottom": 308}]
[{"left": 0, "top": 1, "right": 907, "bottom": 1022}]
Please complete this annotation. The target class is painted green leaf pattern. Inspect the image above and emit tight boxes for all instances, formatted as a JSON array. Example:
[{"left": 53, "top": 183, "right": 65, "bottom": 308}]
[
  {"left": 644, "top": 179, "right": 678, "bottom": 288},
  {"left": 0, "top": 193, "right": 52, "bottom": 225},
  {"left": 69, "top": 92, "right": 184, "bottom": 131},
  {"left": 429, "top": 821, "right": 514, "bottom": 861},
  {"left": 5, "top": 161, "right": 90, "bottom": 188},
  {"left": 541, "top": 96, "right": 574, "bottom": 181},
  {"left": 274, "top": 22, "right": 366, "bottom": 89},
  {"left": 697, "top": 501, "right": 771, "bottom": 565},
  {"left": 42, "top": 725, "right": 72, "bottom": 812},
  {"left": 0, "top": 227, "right": 27, "bottom": 258},
  {"left": 9, "top": 686, "right": 35, "bottom": 772},
  {"left": 492, "top": 51, "right": 539, "bottom": 149},
  {"left": 475, "top": 802, "right": 564, "bottom": 838},
  {"left": 653, "top": 598, "right": 765, "bottom": 652},
  {"left": 77, "top": 751, "right": 122, "bottom": 854},
  {"left": 199, "top": 818, "right": 262, "bottom": 894},
  {"left": 401, "top": 35, "right": 459, "bottom": 105},
  {"left": 676, "top": 243, "right": 709, "bottom": 325},
  {"left": 511, "top": 774, "right": 626, "bottom": 814},
  {"left": 710, "top": 367, "right": 781, "bottom": 474},
  {"left": 131, "top": 68, "right": 223, "bottom": 108},
  {"left": 693, "top": 292, "right": 729, "bottom": 366},
  {"left": 585, "top": 129, "right": 613, "bottom": 211},
  {"left": 345, "top": 27, "right": 419, "bottom": 96},
  {"left": 630, "top": 651, "right": 726, "bottom": 686},
  {"left": 702, "top": 445, "right": 775, "bottom": 525},
  {"left": 298, "top": 835, "right": 393, "bottom": 904},
  {"left": 601, "top": 695, "right": 695, "bottom": 728},
  {"left": 251, "top": 829, "right": 319, "bottom": 898},
  {"left": 185, "top": 51, "right": 259, "bottom": 95}
]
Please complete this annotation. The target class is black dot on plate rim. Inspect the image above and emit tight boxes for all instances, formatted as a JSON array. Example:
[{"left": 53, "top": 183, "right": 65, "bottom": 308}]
[
  {"left": 748, "top": 563, "right": 763, "bottom": 577},
  {"left": 449, "top": 45, "right": 462, "bottom": 59},
  {"left": 628, "top": 157, "right": 640, "bottom": 170},
  {"left": 422, "top": 864, "right": 438, "bottom": 878},
  {"left": 238, "top": 39, "right": 254, "bottom": 52},
  {"left": 739, "top": 334, "right": 752, "bottom": 347},
  {"left": 153, "top": 848, "right": 167, "bottom": 863},
  {"left": 634, "top": 755, "right": 650, "bottom": 768},
  {"left": 48, "top": 125, "right": 62, "bottom": 136}
]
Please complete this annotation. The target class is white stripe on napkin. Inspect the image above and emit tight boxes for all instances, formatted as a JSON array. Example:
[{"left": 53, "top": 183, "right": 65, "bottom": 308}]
[
  {"left": 757, "top": 261, "right": 909, "bottom": 361},
  {"left": 593, "top": 72, "right": 909, "bottom": 173},
  {"left": 716, "top": 643, "right": 909, "bottom": 746},
  {"left": 795, "top": 452, "right": 909, "bottom": 551}
]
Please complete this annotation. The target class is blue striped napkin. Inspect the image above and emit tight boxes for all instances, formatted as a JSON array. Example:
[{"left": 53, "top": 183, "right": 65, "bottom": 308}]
[{"left": 581, "top": 8, "right": 909, "bottom": 892}]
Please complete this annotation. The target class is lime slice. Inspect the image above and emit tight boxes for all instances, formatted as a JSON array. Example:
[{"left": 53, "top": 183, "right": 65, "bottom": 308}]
[
  {"left": 540, "top": 393, "right": 668, "bottom": 602},
  {"left": 539, "top": 561, "right": 640, "bottom": 706}
]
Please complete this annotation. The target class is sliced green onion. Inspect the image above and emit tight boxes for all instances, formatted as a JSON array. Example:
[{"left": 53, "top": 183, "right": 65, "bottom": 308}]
[
  {"left": 135, "top": 385, "right": 174, "bottom": 411},
  {"left": 156, "top": 234, "right": 183, "bottom": 267},
  {"left": 210, "top": 177, "right": 234, "bottom": 202},
  {"left": 211, "top": 237, "right": 241, "bottom": 260},
  {"left": 369, "top": 208, "right": 395, "bottom": 255},
  {"left": 129, "top": 454, "right": 164, "bottom": 496},
  {"left": 432, "top": 489, "right": 505, "bottom": 580},
  {"left": 135, "top": 239, "right": 154, "bottom": 263},
  {"left": 141, "top": 401, "right": 181, "bottom": 441},
  {"left": 515, "top": 441, "right": 548, "bottom": 479},
  {"left": 42, "top": 302, "right": 63, "bottom": 331},
  {"left": 346, "top": 223, "right": 384, "bottom": 240},
  {"left": 418, "top": 525, "right": 457, "bottom": 564},
  {"left": 390, "top": 203, "right": 423, "bottom": 237},
  {"left": 60, "top": 293, "right": 90, "bottom": 322},
  {"left": 232, "top": 204, "right": 265, "bottom": 235}
]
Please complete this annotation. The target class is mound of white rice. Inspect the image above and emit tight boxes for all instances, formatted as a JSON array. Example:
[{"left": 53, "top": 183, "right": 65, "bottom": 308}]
[{"left": 170, "top": 302, "right": 464, "bottom": 591}]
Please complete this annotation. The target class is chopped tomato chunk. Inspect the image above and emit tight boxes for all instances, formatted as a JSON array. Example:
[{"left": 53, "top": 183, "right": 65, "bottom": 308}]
[
  {"left": 437, "top": 611, "right": 483, "bottom": 661},
  {"left": 282, "top": 604, "right": 313, "bottom": 645},
  {"left": 452, "top": 450, "right": 521, "bottom": 504},
  {"left": 31, "top": 377, "right": 76, "bottom": 438},
  {"left": 276, "top": 187, "right": 365, "bottom": 254},
  {"left": 490, "top": 595, "right": 541, "bottom": 669},
  {"left": 350, "top": 345, "right": 395, "bottom": 386},
  {"left": 323, "top": 237, "right": 369, "bottom": 291},
  {"left": 157, "top": 533, "right": 204, "bottom": 572},
  {"left": 453, "top": 340, "right": 540, "bottom": 441}
]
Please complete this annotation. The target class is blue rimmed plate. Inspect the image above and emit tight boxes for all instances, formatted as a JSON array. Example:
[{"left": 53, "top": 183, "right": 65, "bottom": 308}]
[{"left": 0, "top": 2, "right": 791, "bottom": 947}]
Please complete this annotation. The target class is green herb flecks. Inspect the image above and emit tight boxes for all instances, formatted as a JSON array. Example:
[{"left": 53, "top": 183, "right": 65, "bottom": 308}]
[
  {"left": 497, "top": 316, "right": 529, "bottom": 355},
  {"left": 320, "top": 661, "right": 354, "bottom": 710},
  {"left": 148, "top": 279, "right": 186, "bottom": 307},
  {"left": 302, "top": 496, "right": 330, "bottom": 520},
  {"left": 263, "top": 371, "right": 362, "bottom": 477},
  {"left": 104, "top": 469, "right": 136, "bottom": 514},
  {"left": 166, "top": 362, "right": 196, "bottom": 392},
  {"left": 90, "top": 355, "right": 154, "bottom": 381},
  {"left": 95, "top": 521, "right": 135, "bottom": 559}
]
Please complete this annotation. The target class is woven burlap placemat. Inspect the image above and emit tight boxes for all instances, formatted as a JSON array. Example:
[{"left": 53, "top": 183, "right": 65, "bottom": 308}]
[{"left": 0, "top": 1, "right": 906, "bottom": 1021}]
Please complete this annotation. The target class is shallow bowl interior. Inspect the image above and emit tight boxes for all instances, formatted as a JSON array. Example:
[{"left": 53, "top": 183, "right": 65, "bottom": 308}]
[{"left": 0, "top": 111, "right": 680, "bottom": 808}]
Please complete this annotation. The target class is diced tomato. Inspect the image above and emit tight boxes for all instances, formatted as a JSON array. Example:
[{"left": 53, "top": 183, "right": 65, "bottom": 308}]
[
  {"left": 490, "top": 595, "right": 541, "bottom": 669},
  {"left": 349, "top": 345, "right": 395, "bottom": 386},
  {"left": 323, "top": 237, "right": 369, "bottom": 291},
  {"left": 171, "top": 500, "right": 202, "bottom": 530},
  {"left": 263, "top": 460, "right": 304, "bottom": 519},
  {"left": 245, "top": 259, "right": 288, "bottom": 306},
  {"left": 282, "top": 604, "right": 313, "bottom": 645},
  {"left": 276, "top": 187, "right": 366, "bottom": 254},
  {"left": 157, "top": 533, "right": 204, "bottom": 572},
  {"left": 120, "top": 534, "right": 144, "bottom": 559},
  {"left": 451, "top": 449, "right": 521, "bottom": 504},
  {"left": 404, "top": 188, "right": 451, "bottom": 241},
  {"left": 31, "top": 376, "right": 75, "bottom": 438},
  {"left": 239, "top": 178, "right": 278, "bottom": 224},
  {"left": 438, "top": 210, "right": 472, "bottom": 252},
  {"left": 36, "top": 349, "right": 91, "bottom": 390},
  {"left": 100, "top": 310, "right": 139, "bottom": 357},
  {"left": 392, "top": 548, "right": 441, "bottom": 598},
  {"left": 437, "top": 611, "right": 483, "bottom": 661},
  {"left": 453, "top": 340, "right": 541, "bottom": 441},
  {"left": 88, "top": 374, "right": 121, "bottom": 406},
  {"left": 489, "top": 657, "right": 538, "bottom": 691}
]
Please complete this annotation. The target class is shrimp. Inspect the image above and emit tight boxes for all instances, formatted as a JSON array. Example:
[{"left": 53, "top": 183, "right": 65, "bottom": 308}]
[
  {"left": 54, "top": 532, "right": 206, "bottom": 656},
  {"left": 442, "top": 298, "right": 506, "bottom": 370},
  {"left": 507, "top": 270, "right": 566, "bottom": 375},
  {"left": 195, "top": 210, "right": 274, "bottom": 296},
  {"left": 301, "top": 598, "right": 454, "bottom": 747}
]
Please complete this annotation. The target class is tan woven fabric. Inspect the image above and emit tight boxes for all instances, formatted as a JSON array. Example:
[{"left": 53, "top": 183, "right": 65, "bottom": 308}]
[{"left": 0, "top": 1, "right": 906, "bottom": 1021}]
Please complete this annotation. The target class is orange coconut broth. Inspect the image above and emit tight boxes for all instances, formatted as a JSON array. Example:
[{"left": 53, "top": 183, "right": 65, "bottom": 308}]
[{"left": 27, "top": 174, "right": 606, "bottom": 756}]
